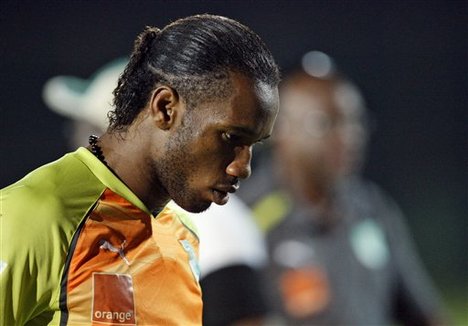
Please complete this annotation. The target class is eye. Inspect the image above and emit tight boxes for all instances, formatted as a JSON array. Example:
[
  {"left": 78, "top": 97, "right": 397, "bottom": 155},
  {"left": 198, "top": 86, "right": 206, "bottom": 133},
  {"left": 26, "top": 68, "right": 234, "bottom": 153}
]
[
  {"left": 221, "top": 131, "right": 259, "bottom": 148},
  {"left": 222, "top": 132, "right": 240, "bottom": 144}
]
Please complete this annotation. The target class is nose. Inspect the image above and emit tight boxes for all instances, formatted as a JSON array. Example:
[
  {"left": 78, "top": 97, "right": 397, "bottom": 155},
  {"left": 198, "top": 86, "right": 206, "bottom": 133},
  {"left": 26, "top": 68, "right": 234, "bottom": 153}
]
[{"left": 226, "top": 145, "right": 252, "bottom": 180}]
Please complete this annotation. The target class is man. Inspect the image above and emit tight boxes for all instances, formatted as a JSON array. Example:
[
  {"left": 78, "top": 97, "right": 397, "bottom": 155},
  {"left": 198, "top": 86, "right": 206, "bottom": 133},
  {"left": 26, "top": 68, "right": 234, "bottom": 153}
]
[
  {"left": 42, "top": 57, "right": 272, "bottom": 326},
  {"left": 0, "top": 14, "right": 279, "bottom": 325},
  {"left": 241, "top": 52, "right": 447, "bottom": 325}
]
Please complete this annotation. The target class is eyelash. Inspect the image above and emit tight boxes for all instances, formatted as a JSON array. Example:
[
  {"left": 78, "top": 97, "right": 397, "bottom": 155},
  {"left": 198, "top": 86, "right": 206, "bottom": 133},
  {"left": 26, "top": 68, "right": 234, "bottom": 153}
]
[{"left": 222, "top": 132, "right": 264, "bottom": 147}]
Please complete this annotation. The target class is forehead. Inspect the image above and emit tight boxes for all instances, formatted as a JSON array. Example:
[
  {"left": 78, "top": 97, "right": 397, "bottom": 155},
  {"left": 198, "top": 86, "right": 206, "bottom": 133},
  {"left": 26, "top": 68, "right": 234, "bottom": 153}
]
[
  {"left": 280, "top": 81, "right": 339, "bottom": 120},
  {"left": 206, "top": 72, "right": 279, "bottom": 137}
]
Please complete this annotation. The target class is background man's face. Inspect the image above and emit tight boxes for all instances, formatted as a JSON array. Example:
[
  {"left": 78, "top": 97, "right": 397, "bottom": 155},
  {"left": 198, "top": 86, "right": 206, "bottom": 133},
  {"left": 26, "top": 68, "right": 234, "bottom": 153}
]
[
  {"left": 276, "top": 80, "right": 344, "bottom": 193},
  {"left": 275, "top": 77, "right": 369, "bottom": 195}
]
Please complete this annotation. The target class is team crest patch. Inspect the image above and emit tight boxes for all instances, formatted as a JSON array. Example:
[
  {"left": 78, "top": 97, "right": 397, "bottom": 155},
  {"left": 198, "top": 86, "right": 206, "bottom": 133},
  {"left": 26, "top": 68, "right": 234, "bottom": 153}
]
[
  {"left": 92, "top": 273, "right": 136, "bottom": 325},
  {"left": 179, "top": 239, "right": 200, "bottom": 282},
  {"left": 350, "top": 218, "right": 389, "bottom": 269}
]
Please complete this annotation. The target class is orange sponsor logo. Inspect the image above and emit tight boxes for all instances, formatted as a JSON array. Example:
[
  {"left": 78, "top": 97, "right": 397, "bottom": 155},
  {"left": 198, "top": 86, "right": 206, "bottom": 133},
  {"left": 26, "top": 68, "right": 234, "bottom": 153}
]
[{"left": 92, "top": 273, "right": 136, "bottom": 325}]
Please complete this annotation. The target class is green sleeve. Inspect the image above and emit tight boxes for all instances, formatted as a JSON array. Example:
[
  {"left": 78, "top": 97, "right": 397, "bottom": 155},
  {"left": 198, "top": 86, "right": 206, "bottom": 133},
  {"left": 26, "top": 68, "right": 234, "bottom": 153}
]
[
  {"left": 0, "top": 152, "right": 105, "bottom": 325},
  {"left": 0, "top": 183, "right": 67, "bottom": 325}
]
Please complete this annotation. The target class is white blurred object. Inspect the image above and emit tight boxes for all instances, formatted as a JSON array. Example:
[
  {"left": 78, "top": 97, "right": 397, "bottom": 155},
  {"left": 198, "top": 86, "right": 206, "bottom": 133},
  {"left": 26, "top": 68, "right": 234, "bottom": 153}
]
[
  {"left": 188, "top": 195, "right": 267, "bottom": 277},
  {"left": 42, "top": 58, "right": 128, "bottom": 131}
]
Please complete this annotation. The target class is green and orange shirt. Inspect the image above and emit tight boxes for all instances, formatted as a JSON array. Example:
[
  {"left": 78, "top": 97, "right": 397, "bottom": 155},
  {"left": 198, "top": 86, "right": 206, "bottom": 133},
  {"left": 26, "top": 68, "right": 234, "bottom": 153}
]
[{"left": 0, "top": 148, "right": 202, "bottom": 325}]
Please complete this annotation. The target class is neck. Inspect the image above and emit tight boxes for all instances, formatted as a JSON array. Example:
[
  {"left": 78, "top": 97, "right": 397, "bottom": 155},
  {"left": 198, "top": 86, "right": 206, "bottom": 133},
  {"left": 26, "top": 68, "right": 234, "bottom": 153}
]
[
  {"left": 96, "top": 131, "right": 170, "bottom": 213},
  {"left": 287, "top": 175, "right": 334, "bottom": 212}
]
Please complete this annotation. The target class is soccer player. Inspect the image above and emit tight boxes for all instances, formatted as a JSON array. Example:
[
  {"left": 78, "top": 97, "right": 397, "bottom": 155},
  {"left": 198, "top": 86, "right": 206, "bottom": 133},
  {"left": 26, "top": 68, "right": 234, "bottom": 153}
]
[
  {"left": 0, "top": 14, "right": 279, "bottom": 325},
  {"left": 43, "top": 56, "right": 272, "bottom": 326}
]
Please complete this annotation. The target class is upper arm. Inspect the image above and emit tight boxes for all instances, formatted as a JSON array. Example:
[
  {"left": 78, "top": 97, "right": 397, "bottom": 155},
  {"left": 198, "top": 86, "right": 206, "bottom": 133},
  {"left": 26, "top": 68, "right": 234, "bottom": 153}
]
[{"left": 0, "top": 185, "right": 66, "bottom": 325}]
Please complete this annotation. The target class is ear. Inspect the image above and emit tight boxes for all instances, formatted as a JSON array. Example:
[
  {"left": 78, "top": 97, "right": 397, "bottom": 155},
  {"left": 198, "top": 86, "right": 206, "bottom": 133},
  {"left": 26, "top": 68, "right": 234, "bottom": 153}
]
[{"left": 149, "top": 86, "right": 182, "bottom": 130}]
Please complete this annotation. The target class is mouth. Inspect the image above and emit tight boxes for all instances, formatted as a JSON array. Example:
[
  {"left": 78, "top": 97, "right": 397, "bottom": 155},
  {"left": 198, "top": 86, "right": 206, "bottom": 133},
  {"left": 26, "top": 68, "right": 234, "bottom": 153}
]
[{"left": 212, "top": 184, "right": 239, "bottom": 205}]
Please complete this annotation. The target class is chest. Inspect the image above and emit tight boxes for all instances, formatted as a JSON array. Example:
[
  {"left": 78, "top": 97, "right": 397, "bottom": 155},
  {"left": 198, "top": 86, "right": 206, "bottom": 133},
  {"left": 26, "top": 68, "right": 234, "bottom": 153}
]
[{"left": 61, "top": 202, "right": 202, "bottom": 325}]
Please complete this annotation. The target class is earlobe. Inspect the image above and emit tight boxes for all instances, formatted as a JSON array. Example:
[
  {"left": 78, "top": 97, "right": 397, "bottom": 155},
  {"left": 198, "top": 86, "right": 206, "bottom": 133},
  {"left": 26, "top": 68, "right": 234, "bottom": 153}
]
[{"left": 149, "top": 86, "right": 180, "bottom": 130}]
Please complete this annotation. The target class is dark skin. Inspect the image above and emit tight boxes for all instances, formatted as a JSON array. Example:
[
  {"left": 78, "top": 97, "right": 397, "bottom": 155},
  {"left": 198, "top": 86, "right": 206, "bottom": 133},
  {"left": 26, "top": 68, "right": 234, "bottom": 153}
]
[
  {"left": 274, "top": 75, "right": 365, "bottom": 224},
  {"left": 275, "top": 77, "right": 344, "bottom": 207},
  {"left": 94, "top": 72, "right": 279, "bottom": 214}
]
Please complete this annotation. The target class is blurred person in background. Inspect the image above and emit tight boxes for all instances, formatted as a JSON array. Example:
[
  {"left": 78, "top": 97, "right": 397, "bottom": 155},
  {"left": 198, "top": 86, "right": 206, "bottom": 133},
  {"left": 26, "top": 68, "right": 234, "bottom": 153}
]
[
  {"left": 239, "top": 51, "right": 448, "bottom": 325},
  {"left": 43, "top": 58, "right": 271, "bottom": 326},
  {"left": 0, "top": 14, "right": 280, "bottom": 325}
]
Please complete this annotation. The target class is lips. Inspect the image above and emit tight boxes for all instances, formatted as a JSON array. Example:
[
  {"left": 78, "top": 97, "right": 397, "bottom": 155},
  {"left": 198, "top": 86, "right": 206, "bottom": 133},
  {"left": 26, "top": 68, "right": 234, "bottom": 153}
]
[
  {"left": 212, "top": 183, "right": 239, "bottom": 205},
  {"left": 212, "top": 189, "right": 229, "bottom": 205}
]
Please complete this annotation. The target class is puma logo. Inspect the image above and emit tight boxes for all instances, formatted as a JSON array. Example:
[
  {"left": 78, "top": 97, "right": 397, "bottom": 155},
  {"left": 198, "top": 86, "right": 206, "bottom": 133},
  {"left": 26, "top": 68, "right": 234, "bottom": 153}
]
[{"left": 99, "top": 240, "right": 130, "bottom": 266}]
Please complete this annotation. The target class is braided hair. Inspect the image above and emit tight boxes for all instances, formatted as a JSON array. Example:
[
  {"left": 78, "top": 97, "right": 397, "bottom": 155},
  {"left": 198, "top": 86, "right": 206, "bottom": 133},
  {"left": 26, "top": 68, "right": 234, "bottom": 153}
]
[{"left": 108, "top": 14, "right": 280, "bottom": 132}]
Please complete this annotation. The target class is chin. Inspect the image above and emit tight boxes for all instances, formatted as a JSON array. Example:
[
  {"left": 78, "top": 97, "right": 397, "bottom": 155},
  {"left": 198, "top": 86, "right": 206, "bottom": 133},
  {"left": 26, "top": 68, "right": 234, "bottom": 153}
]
[{"left": 174, "top": 198, "right": 212, "bottom": 214}]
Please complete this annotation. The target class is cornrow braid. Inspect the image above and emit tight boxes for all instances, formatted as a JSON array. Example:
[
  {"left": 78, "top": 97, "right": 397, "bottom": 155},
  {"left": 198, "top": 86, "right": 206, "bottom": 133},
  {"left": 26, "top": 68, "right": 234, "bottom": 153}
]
[{"left": 109, "top": 27, "right": 161, "bottom": 130}]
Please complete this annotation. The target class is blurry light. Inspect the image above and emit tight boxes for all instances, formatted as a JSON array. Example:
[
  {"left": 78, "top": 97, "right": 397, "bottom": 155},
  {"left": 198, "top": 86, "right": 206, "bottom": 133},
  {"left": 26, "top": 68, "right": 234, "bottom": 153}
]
[{"left": 302, "top": 51, "right": 334, "bottom": 78}]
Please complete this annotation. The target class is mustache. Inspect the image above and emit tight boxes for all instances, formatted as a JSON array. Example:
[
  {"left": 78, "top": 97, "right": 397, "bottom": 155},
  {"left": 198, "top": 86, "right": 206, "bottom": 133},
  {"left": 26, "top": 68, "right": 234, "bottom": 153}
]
[{"left": 227, "top": 176, "right": 240, "bottom": 188}]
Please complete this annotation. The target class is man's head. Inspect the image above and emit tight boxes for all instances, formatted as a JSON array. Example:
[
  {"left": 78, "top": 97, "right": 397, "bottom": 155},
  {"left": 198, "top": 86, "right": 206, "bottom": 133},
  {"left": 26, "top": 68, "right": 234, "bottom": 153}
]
[
  {"left": 107, "top": 15, "right": 280, "bottom": 213},
  {"left": 275, "top": 66, "right": 369, "bottom": 201},
  {"left": 108, "top": 14, "right": 280, "bottom": 132}
]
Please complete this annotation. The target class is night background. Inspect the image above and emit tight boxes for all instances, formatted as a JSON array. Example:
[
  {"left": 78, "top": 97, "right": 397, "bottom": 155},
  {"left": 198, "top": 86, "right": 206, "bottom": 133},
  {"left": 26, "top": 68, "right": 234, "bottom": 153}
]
[{"left": 1, "top": 0, "right": 466, "bottom": 321}]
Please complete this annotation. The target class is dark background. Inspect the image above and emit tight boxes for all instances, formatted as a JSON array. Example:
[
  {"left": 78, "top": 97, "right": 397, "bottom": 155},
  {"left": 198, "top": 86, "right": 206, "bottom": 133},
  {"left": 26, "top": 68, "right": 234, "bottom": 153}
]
[{"left": 1, "top": 0, "right": 466, "bottom": 318}]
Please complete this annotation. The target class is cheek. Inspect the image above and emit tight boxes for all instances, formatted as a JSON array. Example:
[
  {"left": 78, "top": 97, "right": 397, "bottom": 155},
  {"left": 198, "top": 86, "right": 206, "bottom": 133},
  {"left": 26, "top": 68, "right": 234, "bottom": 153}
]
[
  {"left": 325, "top": 137, "right": 348, "bottom": 173},
  {"left": 283, "top": 134, "right": 342, "bottom": 170},
  {"left": 284, "top": 135, "right": 323, "bottom": 158},
  {"left": 188, "top": 139, "right": 233, "bottom": 180}
]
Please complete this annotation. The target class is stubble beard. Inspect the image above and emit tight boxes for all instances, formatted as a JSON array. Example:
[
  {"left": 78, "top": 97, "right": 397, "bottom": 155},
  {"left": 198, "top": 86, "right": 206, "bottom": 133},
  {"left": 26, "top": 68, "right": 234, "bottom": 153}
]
[{"left": 150, "top": 122, "right": 211, "bottom": 214}]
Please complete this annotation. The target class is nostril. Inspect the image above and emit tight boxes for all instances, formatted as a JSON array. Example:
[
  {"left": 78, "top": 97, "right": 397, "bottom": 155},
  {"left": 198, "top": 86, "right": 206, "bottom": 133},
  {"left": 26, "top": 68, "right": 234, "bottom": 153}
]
[{"left": 237, "top": 164, "right": 251, "bottom": 180}]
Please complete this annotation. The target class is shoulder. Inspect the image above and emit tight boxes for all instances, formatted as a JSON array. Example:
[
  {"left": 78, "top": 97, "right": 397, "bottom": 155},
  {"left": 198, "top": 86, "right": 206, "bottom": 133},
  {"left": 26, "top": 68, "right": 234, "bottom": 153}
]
[
  {"left": 2, "top": 151, "right": 104, "bottom": 226},
  {"left": 165, "top": 201, "right": 200, "bottom": 240},
  {"left": 251, "top": 189, "right": 293, "bottom": 234},
  {"left": 340, "top": 177, "right": 405, "bottom": 225},
  {"left": 344, "top": 177, "right": 398, "bottom": 206},
  {"left": 1, "top": 151, "right": 106, "bottom": 261},
  {"left": 2, "top": 164, "right": 67, "bottom": 229}
]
